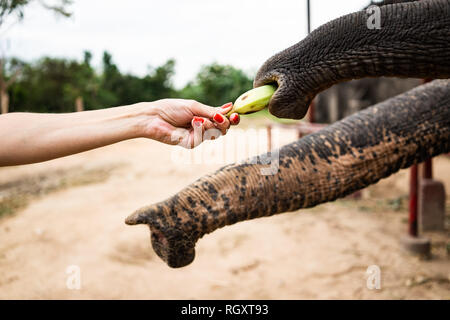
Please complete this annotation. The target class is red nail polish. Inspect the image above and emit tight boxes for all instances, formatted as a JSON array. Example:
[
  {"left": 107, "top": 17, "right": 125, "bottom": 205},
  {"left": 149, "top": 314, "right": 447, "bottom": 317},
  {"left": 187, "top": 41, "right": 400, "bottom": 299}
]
[
  {"left": 193, "top": 116, "right": 204, "bottom": 123},
  {"left": 221, "top": 102, "right": 233, "bottom": 109},
  {"left": 230, "top": 113, "right": 240, "bottom": 124},
  {"left": 192, "top": 117, "right": 204, "bottom": 127},
  {"left": 213, "top": 113, "right": 224, "bottom": 124}
]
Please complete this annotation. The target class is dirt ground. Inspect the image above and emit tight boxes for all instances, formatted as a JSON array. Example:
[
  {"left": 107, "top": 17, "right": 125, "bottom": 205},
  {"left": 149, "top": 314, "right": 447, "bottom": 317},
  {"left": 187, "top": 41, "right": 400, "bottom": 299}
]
[{"left": 0, "top": 123, "right": 449, "bottom": 300}]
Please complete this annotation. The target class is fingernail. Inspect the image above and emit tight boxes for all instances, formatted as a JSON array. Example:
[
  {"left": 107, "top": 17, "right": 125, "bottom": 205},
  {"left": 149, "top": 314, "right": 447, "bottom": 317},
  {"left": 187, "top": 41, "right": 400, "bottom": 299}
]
[
  {"left": 193, "top": 116, "right": 204, "bottom": 127},
  {"left": 193, "top": 116, "right": 204, "bottom": 123},
  {"left": 220, "top": 102, "right": 233, "bottom": 109},
  {"left": 230, "top": 113, "right": 240, "bottom": 124},
  {"left": 213, "top": 113, "right": 224, "bottom": 124}
]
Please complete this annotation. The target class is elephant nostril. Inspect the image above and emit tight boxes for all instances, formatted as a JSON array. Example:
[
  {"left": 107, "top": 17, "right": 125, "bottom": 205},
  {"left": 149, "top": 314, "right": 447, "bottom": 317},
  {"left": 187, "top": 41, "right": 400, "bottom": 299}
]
[
  {"left": 151, "top": 229, "right": 167, "bottom": 245},
  {"left": 256, "top": 78, "right": 279, "bottom": 89},
  {"left": 262, "top": 80, "right": 279, "bottom": 103},
  {"left": 267, "top": 81, "right": 279, "bottom": 89},
  {"left": 148, "top": 225, "right": 197, "bottom": 268}
]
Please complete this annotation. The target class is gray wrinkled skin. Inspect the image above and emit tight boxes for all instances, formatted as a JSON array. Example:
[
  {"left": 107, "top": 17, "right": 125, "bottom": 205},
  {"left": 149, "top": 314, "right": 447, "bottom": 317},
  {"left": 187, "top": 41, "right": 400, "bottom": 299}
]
[
  {"left": 126, "top": 0, "right": 450, "bottom": 268},
  {"left": 255, "top": 0, "right": 450, "bottom": 119}
]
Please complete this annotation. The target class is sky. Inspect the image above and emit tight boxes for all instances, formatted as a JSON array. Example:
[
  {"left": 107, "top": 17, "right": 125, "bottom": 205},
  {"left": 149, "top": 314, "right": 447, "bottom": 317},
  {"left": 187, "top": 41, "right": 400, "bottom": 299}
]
[{"left": 1, "top": 0, "right": 369, "bottom": 88}]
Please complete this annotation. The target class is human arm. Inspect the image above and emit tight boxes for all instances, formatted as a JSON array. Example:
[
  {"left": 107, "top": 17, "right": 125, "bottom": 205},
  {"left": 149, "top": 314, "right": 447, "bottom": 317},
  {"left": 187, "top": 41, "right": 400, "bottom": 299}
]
[{"left": 0, "top": 99, "right": 239, "bottom": 166}]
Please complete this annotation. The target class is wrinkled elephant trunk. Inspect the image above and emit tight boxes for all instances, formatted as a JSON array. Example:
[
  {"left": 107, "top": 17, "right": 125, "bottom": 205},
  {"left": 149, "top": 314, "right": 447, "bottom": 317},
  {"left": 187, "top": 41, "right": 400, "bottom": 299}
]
[
  {"left": 254, "top": 0, "right": 450, "bottom": 119},
  {"left": 126, "top": 80, "right": 450, "bottom": 268}
]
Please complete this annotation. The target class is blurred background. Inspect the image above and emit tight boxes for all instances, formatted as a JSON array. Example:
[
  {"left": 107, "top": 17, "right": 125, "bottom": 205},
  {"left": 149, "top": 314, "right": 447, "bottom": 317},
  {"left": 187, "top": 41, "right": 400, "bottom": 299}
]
[
  {"left": 0, "top": 0, "right": 448, "bottom": 299},
  {"left": 1, "top": 0, "right": 408, "bottom": 113}
]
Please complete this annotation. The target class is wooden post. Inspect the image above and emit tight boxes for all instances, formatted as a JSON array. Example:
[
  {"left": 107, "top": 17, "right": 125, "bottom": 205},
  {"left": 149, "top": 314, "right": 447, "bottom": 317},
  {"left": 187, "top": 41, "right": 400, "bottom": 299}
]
[
  {"left": 1, "top": 89, "right": 9, "bottom": 114},
  {"left": 75, "top": 96, "right": 84, "bottom": 112}
]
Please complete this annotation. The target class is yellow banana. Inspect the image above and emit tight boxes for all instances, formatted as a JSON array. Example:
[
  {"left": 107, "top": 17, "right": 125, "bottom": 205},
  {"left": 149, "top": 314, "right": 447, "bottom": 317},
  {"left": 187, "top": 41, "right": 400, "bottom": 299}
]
[{"left": 227, "top": 85, "right": 276, "bottom": 116}]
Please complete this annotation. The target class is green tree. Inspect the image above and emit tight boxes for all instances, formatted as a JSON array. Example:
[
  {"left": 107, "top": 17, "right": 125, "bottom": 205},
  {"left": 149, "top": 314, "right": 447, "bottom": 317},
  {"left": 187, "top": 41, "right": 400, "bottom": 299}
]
[
  {"left": 9, "top": 54, "right": 98, "bottom": 112},
  {"left": 142, "top": 59, "right": 176, "bottom": 101},
  {"left": 8, "top": 51, "right": 255, "bottom": 114},
  {"left": 1, "top": 0, "right": 73, "bottom": 113},
  {"left": 99, "top": 53, "right": 176, "bottom": 106},
  {"left": 64, "top": 50, "right": 99, "bottom": 110},
  {"left": 8, "top": 52, "right": 179, "bottom": 113},
  {"left": 97, "top": 51, "right": 121, "bottom": 107},
  {"left": 180, "top": 63, "right": 253, "bottom": 106}
]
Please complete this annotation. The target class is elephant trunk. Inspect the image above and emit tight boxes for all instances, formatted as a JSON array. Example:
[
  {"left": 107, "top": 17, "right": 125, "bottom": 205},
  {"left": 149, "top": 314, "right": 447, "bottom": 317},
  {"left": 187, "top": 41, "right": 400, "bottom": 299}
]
[
  {"left": 254, "top": 0, "right": 450, "bottom": 119},
  {"left": 126, "top": 80, "right": 450, "bottom": 268}
]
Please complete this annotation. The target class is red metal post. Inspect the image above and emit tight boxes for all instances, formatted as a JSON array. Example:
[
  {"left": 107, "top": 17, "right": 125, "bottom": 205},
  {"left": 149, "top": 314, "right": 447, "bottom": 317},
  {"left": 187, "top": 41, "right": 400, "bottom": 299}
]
[{"left": 409, "top": 164, "right": 418, "bottom": 237}]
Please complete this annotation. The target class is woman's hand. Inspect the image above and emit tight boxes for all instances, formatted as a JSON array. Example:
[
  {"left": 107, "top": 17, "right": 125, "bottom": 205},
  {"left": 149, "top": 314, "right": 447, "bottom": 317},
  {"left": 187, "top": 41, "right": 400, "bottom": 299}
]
[{"left": 142, "top": 99, "right": 240, "bottom": 148}]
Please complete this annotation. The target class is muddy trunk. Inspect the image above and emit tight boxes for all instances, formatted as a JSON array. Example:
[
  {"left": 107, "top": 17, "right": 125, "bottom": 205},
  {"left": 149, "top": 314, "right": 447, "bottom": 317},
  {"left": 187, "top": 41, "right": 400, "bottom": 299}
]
[{"left": 126, "top": 80, "right": 450, "bottom": 268}]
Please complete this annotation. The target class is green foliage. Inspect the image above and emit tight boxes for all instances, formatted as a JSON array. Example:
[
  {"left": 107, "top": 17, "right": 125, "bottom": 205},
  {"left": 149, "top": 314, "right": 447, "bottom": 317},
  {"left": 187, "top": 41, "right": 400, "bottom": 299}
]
[
  {"left": 99, "top": 53, "right": 176, "bottom": 106},
  {"left": 0, "top": 0, "right": 72, "bottom": 26},
  {"left": 9, "top": 56, "right": 97, "bottom": 112},
  {"left": 7, "top": 52, "right": 253, "bottom": 113},
  {"left": 180, "top": 63, "right": 253, "bottom": 106},
  {"left": 1, "top": 0, "right": 30, "bottom": 25}
]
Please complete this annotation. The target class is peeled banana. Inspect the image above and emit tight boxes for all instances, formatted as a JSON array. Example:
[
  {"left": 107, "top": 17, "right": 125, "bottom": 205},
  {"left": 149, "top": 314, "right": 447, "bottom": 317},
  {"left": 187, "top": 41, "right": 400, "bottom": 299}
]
[{"left": 227, "top": 85, "right": 276, "bottom": 116}]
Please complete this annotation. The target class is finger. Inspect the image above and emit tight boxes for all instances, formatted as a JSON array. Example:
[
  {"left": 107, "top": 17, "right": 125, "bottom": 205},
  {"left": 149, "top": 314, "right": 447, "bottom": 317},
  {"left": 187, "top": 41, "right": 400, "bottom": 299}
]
[
  {"left": 189, "top": 101, "right": 216, "bottom": 119},
  {"left": 191, "top": 117, "right": 205, "bottom": 148},
  {"left": 203, "top": 118, "right": 216, "bottom": 131},
  {"left": 196, "top": 117, "right": 222, "bottom": 141},
  {"left": 212, "top": 112, "right": 230, "bottom": 135},
  {"left": 229, "top": 113, "right": 240, "bottom": 125},
  {"left": 217, "top": 102, "right": 233, "bottom": 114},
  {"left": 190, "top": 101, "right": 233, "bottom": 119}
]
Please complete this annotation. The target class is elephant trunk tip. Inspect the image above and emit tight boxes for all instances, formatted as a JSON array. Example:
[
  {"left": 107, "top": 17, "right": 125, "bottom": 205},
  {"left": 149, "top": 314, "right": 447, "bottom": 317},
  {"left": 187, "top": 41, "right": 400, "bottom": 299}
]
[
  {"left": 254, "top": 67, "right": 310, "bottom": 119},
  {"left": 125, "top": 204, "right": 198, "bottom": 268}
]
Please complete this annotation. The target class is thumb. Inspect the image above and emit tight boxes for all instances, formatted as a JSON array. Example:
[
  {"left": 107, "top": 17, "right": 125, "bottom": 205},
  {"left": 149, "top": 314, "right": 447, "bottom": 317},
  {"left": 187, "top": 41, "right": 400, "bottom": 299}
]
[{"left": 190, "top": 101, "right": 233, "bottom": 119}]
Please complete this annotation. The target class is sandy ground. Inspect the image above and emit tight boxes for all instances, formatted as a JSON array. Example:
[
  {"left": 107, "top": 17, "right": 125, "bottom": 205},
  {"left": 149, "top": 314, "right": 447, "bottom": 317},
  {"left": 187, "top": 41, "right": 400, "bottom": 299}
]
[{"left": 0, "top": 123, "right": 449, "bottom": 300}]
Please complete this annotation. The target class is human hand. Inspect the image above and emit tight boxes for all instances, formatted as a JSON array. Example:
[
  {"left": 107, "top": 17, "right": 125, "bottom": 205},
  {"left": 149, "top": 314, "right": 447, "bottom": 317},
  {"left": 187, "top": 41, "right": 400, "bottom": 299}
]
[{"left": 141, "top": 99, "right": 240, "bottom": 148}]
